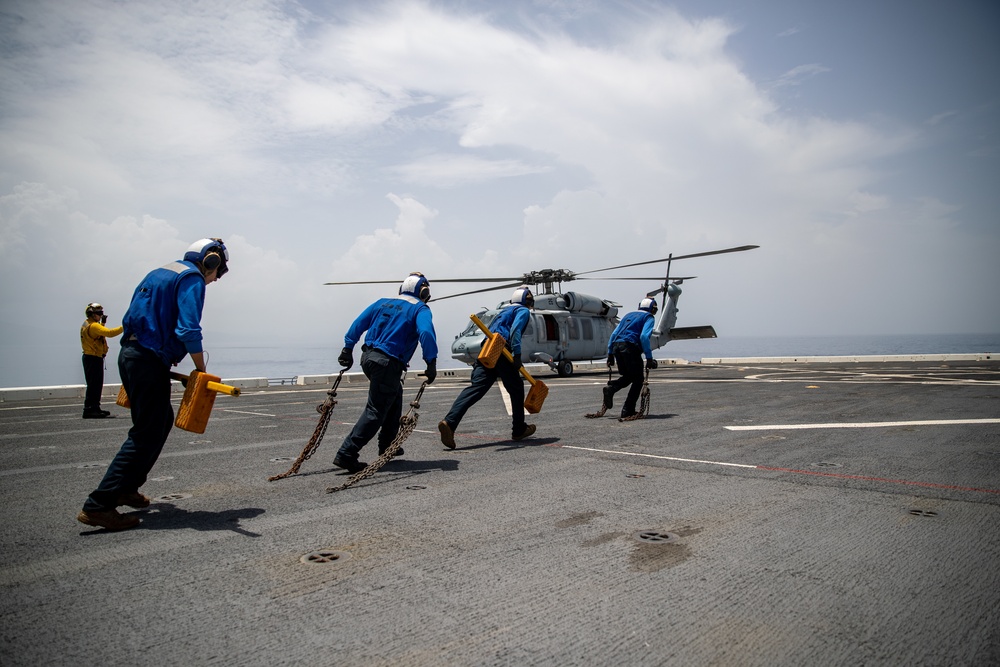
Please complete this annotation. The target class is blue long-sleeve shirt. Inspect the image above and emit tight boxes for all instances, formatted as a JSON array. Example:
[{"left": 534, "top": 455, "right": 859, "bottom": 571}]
[
  {"left": 489, "top": 305, "right": 530, "bottom": 356},
  {"left": 345, "top": 295, "right": 438, "bottom": 365},
  {"left": 608, "top": 311, "right": 655, "bottom": 359},
  {"left": 122, "top": 260, "right": 206, "bottom": 366}
]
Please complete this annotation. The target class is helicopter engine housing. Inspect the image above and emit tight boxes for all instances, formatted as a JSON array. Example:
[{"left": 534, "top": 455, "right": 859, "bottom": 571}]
[{"left": 557, "top": 291, "right": 617, "bottom": 317}]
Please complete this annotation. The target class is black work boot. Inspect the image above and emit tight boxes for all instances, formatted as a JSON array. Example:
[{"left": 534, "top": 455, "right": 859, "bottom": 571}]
[
  {"left": 602, "top": 386, "right": 614, "bottom": 409},
  {"left": 378, "top": 445, "right": 403, "bottom": 458},
  {"left": 333, "top": 455, "right": 367, "bottom": 474}
]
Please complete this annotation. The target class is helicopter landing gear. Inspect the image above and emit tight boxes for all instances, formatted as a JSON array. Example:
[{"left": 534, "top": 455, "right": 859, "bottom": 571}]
[{"left": 556, "top": 360, "right": 574, "bottom": 377}]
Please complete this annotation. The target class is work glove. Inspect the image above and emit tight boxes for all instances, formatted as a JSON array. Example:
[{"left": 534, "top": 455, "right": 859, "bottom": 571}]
[
  {"left": 645, "top": 358, "right": 658, "bottom": 370},
  {"left": 421, "top": 359, "right": 437, "bottom": 384},
  {"left": 338, "top": 347, "right": 354, "bottom": 370},
  {"left": 607, "top": 353, "right": 615, "bottom": 367},
  {"left": 101, "top": 315, "right": 108, "bottom": 325},
  {"left": 511, "top": 355, "right": 522, "bottom": 371}
]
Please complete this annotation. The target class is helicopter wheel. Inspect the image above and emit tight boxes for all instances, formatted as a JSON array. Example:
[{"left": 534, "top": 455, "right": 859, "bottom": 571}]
[{"left": 556, "top": 360, "right": 573, "bottom": 377}]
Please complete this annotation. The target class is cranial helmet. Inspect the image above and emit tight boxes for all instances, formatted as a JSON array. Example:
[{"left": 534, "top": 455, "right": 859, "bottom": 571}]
[
  {"left": 184, "top": 238, "right": 229, "bottom": 278},
  {"left": 511, "top": 286, "right": 534, "bottom": 307},
  {"left": 399, "top": 272, "right": 431, "bottom": 302},
  {"left": 85, "top": 302, "right": 104, "bottom": 317},
  {"left": 638, "top": 297, "right": 658, "bottom": 314}
]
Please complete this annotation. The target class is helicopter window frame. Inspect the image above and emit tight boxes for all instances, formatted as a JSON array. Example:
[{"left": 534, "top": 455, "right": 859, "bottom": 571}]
[
  {"left": 581, "top": 318, "right": 594, "bottom": 340},
  {"left": 567, "top": 317, "right": 580, "bottom": 340},
  {"left": 461, "top": 312, "right": 496, "bottom": 337},
  {"left": 539, "top": 314, "right": 558, "bottom": 342}
]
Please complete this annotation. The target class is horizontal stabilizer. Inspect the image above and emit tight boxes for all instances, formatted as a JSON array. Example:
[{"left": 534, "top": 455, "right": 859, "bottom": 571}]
[{"left": 668, "top": 325, "right": 717, "bottom": 340}]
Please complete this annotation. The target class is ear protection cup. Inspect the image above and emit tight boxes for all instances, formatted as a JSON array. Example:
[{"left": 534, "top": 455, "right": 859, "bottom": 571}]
[
  {"left": 400, "top": 272, "right": 431, "bottom": 302},
  {"left": 202, "top": 251, "right": 222, "bottom": 271}
]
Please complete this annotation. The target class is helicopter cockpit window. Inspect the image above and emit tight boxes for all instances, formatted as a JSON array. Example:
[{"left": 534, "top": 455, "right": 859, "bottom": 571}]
[{"left": 461, "top": 312, "right": 496, "bottom": 337}]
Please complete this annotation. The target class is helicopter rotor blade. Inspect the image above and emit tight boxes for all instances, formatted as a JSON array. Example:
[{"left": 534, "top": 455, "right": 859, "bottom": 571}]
[
  {"left": 429, "top": 281, "right": 525, "bottom": 302},
  {"left": 324, "top": 277, "right": 522, "bottom": 286},
  {"left": 574, "top": 276, "right": 697, "bottom": 282},
  {"left": 575, "top": 244, "right": 759, "bottom": 276}
]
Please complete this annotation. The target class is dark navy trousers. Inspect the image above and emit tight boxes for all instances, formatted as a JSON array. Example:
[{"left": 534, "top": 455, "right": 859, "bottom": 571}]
[
  {"left": 443, "top": 357, "right": 525, "bottom": 438},
  {"left": 607, "top": 341, "right": 644, "bottom": 414},
  {"left": 82, "top": 354, "right": 105, "bottom": 413},
  {"left": 83, "top": 341, "right": 173, "bottom": 512},
  {"left": 337, "top": 346, "right": 405, "bottom": 461}
]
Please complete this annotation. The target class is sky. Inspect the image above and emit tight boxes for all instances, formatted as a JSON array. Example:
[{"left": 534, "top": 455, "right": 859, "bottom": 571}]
[{"left": 1, "top": 0, "right": 998, "bottom": 386}]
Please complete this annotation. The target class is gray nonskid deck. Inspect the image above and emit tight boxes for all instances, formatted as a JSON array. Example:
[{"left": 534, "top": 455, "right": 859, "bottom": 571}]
[{"left": 1, "top": 360, "right": 998, "bottom": 666}]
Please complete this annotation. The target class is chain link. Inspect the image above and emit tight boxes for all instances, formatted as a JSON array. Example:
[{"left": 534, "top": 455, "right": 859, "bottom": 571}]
[
  {"left": 619, "top": 370, "right": 650, "bottom": 422},
  {"left": 268, "top": 370, "right": 345, "bottom": 482},
  {"left": 585, "top": 365, "right": 614, "bottom": 418},
  {"left": 326, "top": 381, "right": 427, "bottom": 493}
]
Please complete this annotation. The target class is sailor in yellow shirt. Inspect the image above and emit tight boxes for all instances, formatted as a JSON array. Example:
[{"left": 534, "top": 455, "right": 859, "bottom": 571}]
[{"left": 81, "top": 302, "right": 123, "bottom": 418}]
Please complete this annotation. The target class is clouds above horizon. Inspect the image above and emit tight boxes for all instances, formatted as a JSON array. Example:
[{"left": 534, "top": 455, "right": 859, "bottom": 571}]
[{"left": 1, "top": 0, "right": 997, "bottom": 384}]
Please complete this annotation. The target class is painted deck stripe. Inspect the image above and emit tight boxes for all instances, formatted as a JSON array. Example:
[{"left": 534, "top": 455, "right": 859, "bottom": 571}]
[
  {"left": 558, "top": 445, "right": 758, "bottom": 468},
  {"left": 725, "top": 418, "right": 1000, "bottom": 431}
]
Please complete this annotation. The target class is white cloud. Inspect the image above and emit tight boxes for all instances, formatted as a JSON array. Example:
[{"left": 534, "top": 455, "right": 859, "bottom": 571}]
[
  {"left": 388, "top": 154, "right": 551, "bottom": 187},
  {"left": 1, "top": 0, "right": 995, "bottom": 385},
  {"left": 772, "top": 63, "right": 832, "bottom": 88}
]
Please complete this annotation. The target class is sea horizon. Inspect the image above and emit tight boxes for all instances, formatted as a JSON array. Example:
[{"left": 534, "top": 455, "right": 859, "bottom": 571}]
[{"left": 2, "top": 332, "right": 998, "bottom": 390}]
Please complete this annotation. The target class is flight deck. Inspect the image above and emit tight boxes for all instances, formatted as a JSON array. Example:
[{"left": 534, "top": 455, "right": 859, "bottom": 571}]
[{"left": 1, "top": 357, "right": 998, "bottom": 665}]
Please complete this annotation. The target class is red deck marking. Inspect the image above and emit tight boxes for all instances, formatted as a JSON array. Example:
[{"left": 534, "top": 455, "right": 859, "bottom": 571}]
[
  {"left": 756, "top": 465, "right": 1000, "bottom": 495},
  {"left": 557, "top": 445, "right": 1000, "bottom": 496}
]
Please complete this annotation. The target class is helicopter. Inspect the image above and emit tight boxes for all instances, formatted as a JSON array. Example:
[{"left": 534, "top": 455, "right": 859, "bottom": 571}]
[{"left": 324, "top": 244, "right": 758, "bottom": 377}]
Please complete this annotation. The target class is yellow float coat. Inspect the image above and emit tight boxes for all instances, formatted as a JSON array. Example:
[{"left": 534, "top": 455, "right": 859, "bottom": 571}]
[{"left": 80, "top": 321, "right": 124, "bottom": 357}]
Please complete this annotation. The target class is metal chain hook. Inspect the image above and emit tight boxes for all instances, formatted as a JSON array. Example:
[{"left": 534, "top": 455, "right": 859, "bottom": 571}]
[{"left": 268, "top": 369, "right": 347, "bottom": 482}]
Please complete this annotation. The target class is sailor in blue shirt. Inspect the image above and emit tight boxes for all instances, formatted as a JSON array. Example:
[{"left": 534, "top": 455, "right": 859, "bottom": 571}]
[
  {"left": 603, "top": 297, "right": 659, "bottom": 418},
  {"left": 438, "top": 286, "right": 537, "bottom": 448},
  {"left": 78, "top": 238, "right": 229, "bottom": 531},
  {"left": 334, "top": 273, "right": 438, "bottom": 473}
]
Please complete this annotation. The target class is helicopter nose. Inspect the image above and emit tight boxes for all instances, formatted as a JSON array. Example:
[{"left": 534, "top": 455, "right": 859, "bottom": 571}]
[{"left": 451, "top": 336, "right": 482, "bottom": 363}]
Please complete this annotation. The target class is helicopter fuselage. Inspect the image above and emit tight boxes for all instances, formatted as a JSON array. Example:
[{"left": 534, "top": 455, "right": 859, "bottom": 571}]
[
  {"left": 327, "top": 245, "right": 756, "bottom": 376},
  {"left": 450, "top": 284, "right": 714, "bottom": 376},
  {"left": 451, "top": 291, "right": 623, "bottom": 377}
]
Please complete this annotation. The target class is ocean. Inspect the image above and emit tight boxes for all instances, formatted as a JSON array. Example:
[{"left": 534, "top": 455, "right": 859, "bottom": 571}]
[{"left": 4, "top": 333, "right": 998, "bottom": 389}]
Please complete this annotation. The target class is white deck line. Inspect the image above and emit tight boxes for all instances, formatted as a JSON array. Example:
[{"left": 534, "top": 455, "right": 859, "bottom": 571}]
[
  {"left": 725, "top": 418, "right": 1000, "bottom": 431},
  {"left": 559, "top": 444, "right": 758, "bottom": 468}
]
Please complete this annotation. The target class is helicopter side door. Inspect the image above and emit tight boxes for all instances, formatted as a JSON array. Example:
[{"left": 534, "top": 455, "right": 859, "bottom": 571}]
[{"left": 531, "top": 313, "right": 565, "bottom": 360}]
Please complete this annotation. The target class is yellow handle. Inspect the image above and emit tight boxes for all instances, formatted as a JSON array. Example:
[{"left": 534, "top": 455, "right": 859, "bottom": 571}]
[
  {"left": 469, "top": 314, "right": 536, "bottom": 386},
  {"left": 169, "top": 371, "right": 242, "bottom": 397}
]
